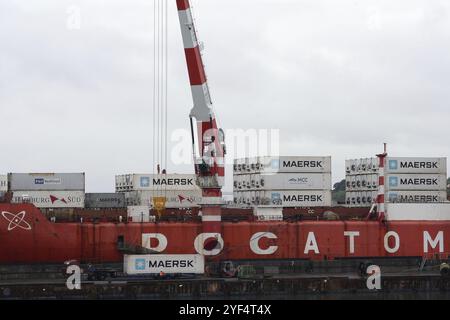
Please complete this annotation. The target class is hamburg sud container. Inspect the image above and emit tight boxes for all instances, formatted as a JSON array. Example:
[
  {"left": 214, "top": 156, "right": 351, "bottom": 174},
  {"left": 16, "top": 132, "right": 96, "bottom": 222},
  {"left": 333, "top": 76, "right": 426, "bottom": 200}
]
[
  {"left": 256, "top": 173, "right": 331, "bottom": 191},
  {"left": 11, "top": 191, "right": 85, "bottom": 208},
  {"left": 85, "top": 193, "right": 126, "bottom": 209},
  {"left": 115, "top": 174, "right": 198, "bottom": 192},
  {"left": 386, "top": 157, "right": 447, "bottom": 174},
  {"left": 125, "top": 190, "right": 202, "bottom": 208},
  {"left": 387, "top": 191, "right": 448, "bottom": 203},
  {"left": 0, "top": 175, "right": 7, "bottom": 192},
  {"left": 245, "top": 156, "right": 332, "bottom": 174},
  {"left": 386, "top": 174, "right": 447, "bottom": 191},
  {"left": 259, "top": 190, "right": 331, "bottom": 207},
  {"left": 8, "top": 173, "right": 85, "bottom": 191}
]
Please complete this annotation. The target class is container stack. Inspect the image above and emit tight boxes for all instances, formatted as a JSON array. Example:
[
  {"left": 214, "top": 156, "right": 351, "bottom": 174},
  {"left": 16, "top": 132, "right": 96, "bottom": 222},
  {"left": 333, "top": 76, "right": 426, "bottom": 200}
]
[
  {"left": 345, "top": 158, "right": 379, "bottom": 207},
  {"left": 233, "top": 156, "right": 332, "bottom": 208},
  {"left": 115, "top": 174, "right": 202, "bottom": 209},
  {"left": 345, "top": 157, "right": 448, "bottom": 207},
  {"left": 9, "top": 173, "right": 86, "bottom": 208}
]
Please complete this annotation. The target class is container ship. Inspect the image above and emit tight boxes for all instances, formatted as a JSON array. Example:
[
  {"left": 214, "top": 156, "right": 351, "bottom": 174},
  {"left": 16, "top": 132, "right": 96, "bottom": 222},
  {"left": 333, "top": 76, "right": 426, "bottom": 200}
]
[{"left": 1, "top": 0, "right": 450, "bottom": 270}]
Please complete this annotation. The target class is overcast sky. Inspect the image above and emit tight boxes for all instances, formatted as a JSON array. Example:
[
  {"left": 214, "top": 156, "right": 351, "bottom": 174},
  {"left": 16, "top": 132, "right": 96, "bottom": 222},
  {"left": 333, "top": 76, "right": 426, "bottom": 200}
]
[{"left": 1, "top": 0, "right": 449, "bottom": 193}]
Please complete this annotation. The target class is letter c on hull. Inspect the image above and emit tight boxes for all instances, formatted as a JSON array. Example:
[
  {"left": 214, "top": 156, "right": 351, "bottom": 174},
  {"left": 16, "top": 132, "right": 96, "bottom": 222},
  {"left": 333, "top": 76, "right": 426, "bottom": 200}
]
[
  {"left": 194, "top": 233, "right": 224, "bottom": 256},
  {"left": 250, "top": 232, "right": 278, "bottom": 255}
]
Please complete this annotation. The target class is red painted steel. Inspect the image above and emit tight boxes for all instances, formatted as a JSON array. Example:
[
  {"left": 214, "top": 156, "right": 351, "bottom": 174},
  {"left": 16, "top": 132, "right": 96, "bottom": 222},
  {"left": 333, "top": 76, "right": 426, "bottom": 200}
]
[{"left": 1, "top": 204, "right": 449, "bottom": 264}]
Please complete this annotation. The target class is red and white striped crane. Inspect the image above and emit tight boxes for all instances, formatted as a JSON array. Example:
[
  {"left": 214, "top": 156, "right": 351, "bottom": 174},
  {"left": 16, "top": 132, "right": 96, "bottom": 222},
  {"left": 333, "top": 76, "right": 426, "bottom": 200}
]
[{"left": 176, "top": 0, "right": 226, "bottom": 252}]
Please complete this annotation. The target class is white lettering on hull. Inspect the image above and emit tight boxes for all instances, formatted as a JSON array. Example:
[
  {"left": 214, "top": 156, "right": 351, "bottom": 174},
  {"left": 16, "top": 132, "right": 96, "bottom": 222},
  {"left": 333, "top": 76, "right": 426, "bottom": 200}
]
[
  {"left": 384, "top": 231, "right": 400, "bottom": 253},
  {"left": 142, "top": 233, "right": 168, "bottom": 253},
  {"left": 424, "top": 231, "right": 444, "bottom": 253},
  {"left": 194, "top": 233, "right": 224, "bottom": 256},
  {"left": 344, "top": 231, "right": 360, "bottom": 254},
  {"left": 250, "top": 232, "right": 278, "bottom": 255},
  {"left": 304, "top": 232, "right": 320, "bottom": 254}
]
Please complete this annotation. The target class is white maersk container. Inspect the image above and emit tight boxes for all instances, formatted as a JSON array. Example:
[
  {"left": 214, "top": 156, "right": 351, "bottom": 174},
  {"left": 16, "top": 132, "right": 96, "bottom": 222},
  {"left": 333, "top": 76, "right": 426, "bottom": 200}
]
[
  {"left": 11, "top": 191, "right": 85, "bottom": 208},
  {"left": 116, "top": 174, "right": 199, "bottom": 192},
  {"left": 125, "top": 190, "right": 202, "bottom": 208},
  {"left": 387, "top": 191, "right": 448, "bottom": 203},
  {"left": 259, "top": 190, "right": 331, "bottom": 207},
  {"left": 9, "top": 173, "right": 85, "bottom": 191},
  {"left": 386, "top": 157, "right": 447, "bottom": 174},
  {"left": 257, "top": 173, "right": 331, "bottom": 191},
  {"left": 0, "top": 175, "right": 7, "bottom": 192},
  {"left": 124, "top": 254, "right": 204, "bottom": 275},
  {"left": 243, "top": 156, "right": 332, "bottom": 174},
  {"left": 386, "top": 174, "right": 447, "bottom": 191}
]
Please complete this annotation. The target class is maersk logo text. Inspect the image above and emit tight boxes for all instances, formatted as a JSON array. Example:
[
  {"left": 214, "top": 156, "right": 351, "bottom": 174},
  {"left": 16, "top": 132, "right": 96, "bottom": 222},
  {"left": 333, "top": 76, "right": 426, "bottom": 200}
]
[{"left": 149, "top": 260, "right": 194, "bottom": 268}]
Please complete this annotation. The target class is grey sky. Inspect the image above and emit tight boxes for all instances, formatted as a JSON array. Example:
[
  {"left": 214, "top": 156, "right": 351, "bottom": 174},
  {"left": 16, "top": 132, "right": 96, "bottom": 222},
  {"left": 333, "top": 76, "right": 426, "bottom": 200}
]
[{"left": 1, "top": 0, "right": 449, "bottom": 193}]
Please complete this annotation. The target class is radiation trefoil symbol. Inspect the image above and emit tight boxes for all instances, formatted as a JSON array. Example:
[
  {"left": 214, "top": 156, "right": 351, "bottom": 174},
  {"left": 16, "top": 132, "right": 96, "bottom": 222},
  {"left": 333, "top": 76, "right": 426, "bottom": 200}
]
[{"left": 1, "top": 211, "right": 32, "bottom": 231}]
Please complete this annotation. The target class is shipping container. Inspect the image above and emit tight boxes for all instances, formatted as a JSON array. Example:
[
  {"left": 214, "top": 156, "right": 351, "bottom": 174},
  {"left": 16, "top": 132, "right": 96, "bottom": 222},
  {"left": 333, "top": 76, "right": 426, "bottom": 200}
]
[
  {"left": 244, "top": 173, "right": 331, "bottom": 191},
  {"left": 125, "top": 190, "right": 202, "bottom": 208},
  {"left": 259, "top": 190, "right": 332, "bottom": 207},
  {"left": 386, "top": 174, "right": 447, "bottom": 191},
  {"left": 235, "top": 156, "right": 332, "bottom": 174},
  {"left": 9, "top": 173, "right": 85, "bottom": 191},
  {"left": 387, "top": 191, "right": 448, "bottom": 203},
  {"left": 386, "top": 157, "right": 447, "bottom": 174},
  {"left": 123, "top": 254, "right": 204, "bottom": 275},
  {"left": 11, "top": 191, "right": 85, "bottom": 208},
  {"left": 85, "top": 193, "right": 126, "bottom": 209},
  {"left": 115, "top": 174, "right": 200, "bottom": 192},
  {"left": 0, "top": 175, "right": 7, "bottom": 192}
]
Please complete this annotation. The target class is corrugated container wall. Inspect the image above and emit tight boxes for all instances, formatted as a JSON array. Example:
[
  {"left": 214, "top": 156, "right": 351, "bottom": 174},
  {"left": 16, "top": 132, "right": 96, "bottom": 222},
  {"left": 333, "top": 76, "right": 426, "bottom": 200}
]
[
  {"left": 9, "top": 173, "right": 85, "bottom": 191},
  {"left": 386, "top": 157, "right": 447, "bottom": 174},
  {"left": 387, "top": 191, "right": 448, "bottom": 203},
  {"left": 116, "top": 174, "right": 199, "bottom": 192},
  {"left": 258, "top": 190, "right": 332, "bottom": 207},
  {"left": 234, "top": 156, "right": 331, "bottom": 174},
  {"left": 257, "top": 173, "right": 331, "bottom": 191},
  {"left": 11, "top": 191, "right": 85, "bottom": 208},
  {"left": 386, "top": 174, "right": 447, "bottom": 191},
  {"left": 85, "top": 193, "right": 126, "bottom": 209},
  {"left": 125, "top": 190, "right": 202, "bottom": 208}
]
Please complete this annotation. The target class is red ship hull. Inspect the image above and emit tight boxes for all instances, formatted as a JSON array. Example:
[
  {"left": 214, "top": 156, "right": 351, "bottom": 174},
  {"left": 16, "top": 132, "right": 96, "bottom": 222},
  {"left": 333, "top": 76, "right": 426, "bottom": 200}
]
[{"left": 0, "top": 204, "right": 448, "bottom": 264}]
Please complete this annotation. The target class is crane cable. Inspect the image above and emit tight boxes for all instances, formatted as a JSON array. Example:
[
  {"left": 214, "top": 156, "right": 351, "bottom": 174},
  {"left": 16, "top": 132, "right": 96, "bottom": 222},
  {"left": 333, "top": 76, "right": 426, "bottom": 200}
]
[{"left": 152, "top": 0, "right": 169, "bottom": 200}]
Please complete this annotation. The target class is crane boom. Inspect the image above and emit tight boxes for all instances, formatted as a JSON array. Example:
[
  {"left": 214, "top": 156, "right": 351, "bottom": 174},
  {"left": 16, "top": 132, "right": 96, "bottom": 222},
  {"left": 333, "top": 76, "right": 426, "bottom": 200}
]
[
  {"left": 176, "top": 0, "right": 224, "bottom": 251},
  {"left": 176, "top": 0, "right": 225, "bottom": 191}
]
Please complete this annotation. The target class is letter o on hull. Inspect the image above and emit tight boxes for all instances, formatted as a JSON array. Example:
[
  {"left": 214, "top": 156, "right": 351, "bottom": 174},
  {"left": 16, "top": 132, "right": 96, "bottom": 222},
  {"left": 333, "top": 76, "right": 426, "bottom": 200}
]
[
  {"left": 194, "top": 233, "right": 224, "bottom": 256},
  {"left": 384, "top": 231, "right": 400, "bottom": 254}
]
